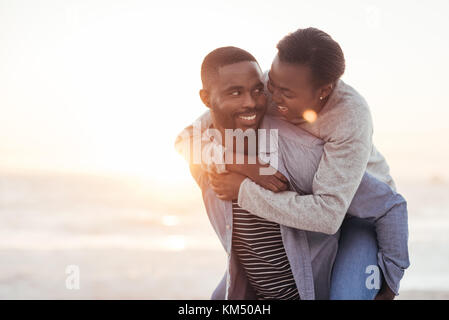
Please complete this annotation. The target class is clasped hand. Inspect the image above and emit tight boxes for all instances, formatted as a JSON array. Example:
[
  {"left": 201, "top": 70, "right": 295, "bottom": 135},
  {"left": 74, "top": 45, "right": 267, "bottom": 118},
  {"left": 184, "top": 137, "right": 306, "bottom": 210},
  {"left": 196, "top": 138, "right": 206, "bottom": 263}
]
[{"left": 208, "top": 161, "right": 289, "bottom": 201}]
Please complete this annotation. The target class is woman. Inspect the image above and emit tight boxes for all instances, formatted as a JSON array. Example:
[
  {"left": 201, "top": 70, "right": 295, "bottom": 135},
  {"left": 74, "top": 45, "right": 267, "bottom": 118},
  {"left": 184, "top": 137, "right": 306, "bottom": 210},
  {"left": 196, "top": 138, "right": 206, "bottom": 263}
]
[{"left": 178, "top": 28, "right": 406, "bottom": 299}]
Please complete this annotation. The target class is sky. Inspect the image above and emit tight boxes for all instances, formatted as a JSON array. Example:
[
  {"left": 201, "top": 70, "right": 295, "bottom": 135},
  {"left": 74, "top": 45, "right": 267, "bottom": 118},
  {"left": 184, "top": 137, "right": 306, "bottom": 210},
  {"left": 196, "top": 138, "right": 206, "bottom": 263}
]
[{"left": 1, "top": 0, "right": 449, "bottom": 185}]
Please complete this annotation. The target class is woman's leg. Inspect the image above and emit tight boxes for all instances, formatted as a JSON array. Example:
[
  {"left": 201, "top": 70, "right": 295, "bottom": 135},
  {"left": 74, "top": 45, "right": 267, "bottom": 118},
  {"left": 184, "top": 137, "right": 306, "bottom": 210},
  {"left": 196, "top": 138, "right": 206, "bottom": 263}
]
[{"left": 329, "top": 217, "right": 383, "bottom": 300}]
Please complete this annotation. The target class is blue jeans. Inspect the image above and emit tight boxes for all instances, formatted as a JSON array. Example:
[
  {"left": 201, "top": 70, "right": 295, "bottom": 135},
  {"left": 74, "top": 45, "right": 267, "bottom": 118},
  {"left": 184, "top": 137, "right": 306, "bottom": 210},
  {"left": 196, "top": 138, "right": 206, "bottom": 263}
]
[{"left": 330, "top": 217, "right": 382, "bottom": 300}]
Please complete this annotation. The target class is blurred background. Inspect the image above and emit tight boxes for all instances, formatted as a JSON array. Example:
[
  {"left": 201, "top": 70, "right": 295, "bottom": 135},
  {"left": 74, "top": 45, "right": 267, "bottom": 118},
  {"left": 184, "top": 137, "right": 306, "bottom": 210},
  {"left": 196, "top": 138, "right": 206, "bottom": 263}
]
[{"left": 1, "top": 0, "right": 449, "bottom": 299}]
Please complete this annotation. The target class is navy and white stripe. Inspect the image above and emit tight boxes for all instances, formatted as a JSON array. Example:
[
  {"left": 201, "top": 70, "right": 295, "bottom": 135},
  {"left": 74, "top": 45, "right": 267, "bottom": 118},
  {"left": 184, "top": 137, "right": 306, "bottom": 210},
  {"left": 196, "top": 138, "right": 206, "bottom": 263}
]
[{"left": 232, "top": 200, "right": 300, "bottom": 300}]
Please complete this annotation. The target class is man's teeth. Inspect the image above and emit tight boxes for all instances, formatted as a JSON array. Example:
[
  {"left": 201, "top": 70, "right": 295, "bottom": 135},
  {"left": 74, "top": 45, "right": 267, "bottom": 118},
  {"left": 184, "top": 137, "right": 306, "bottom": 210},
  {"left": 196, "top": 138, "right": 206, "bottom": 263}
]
[{"left": 239, "top": 114, "right": 256, "bottom": 120}]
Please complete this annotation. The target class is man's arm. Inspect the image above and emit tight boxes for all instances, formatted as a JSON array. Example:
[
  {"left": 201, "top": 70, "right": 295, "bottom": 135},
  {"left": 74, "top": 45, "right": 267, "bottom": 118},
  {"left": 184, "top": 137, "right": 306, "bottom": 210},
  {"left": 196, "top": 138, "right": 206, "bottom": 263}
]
[
  {"left": 189, "top": 163, "right": 209, "bottom": 191},
  {"left": 174, "top": 111, "right": 228, "bottom": 173}
]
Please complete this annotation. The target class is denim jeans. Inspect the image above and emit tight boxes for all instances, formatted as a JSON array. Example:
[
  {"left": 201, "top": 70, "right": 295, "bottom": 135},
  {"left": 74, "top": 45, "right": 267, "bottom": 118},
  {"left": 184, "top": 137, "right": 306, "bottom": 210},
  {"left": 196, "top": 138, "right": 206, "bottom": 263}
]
[{"left": 329, "top": 217, "right": 382, "bottom": 300}]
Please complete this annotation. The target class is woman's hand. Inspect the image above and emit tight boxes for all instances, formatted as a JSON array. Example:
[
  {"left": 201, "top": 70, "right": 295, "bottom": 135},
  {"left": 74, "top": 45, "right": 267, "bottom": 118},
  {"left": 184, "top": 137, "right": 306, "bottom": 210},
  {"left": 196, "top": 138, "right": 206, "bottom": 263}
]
[
  {"left": 247, "top": 162, "right": 289, "bottom": 193},
  {"left": 225, "top": 155, "right": 289, "bottom": 193},
  {"left": 228, "top": 162, "right": 289, "bottom": 193},
  {"left": 208, "top": 171, "right": 246, "bottom": 201}
]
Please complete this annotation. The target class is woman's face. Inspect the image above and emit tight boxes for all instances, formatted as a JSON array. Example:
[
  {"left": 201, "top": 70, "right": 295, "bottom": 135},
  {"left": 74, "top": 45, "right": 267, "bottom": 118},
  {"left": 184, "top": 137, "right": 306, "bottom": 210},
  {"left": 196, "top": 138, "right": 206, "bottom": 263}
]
[{"left": 267, "top": 54, "right": 324, "bottom": 124}]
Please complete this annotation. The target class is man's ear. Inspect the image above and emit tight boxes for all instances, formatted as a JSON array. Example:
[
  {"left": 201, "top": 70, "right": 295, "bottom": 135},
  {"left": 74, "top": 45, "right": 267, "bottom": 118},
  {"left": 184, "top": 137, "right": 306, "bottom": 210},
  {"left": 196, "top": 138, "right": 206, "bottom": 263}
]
[{"left": 199, "top": 89, "right": 211, "bottom": 108}]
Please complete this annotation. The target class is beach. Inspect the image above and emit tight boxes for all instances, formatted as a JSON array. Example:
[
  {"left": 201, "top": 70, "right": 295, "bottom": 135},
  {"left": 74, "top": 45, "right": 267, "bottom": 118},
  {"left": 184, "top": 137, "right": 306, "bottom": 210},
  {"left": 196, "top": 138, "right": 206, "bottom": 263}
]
[{"left": 1, "top": 171, "right": 448, "bottom": 299}]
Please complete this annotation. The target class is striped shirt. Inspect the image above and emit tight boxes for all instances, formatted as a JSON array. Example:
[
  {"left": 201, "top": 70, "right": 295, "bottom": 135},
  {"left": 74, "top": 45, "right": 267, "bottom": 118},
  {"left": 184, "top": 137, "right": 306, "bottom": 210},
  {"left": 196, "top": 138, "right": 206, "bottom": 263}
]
[{"left": 232, "top": 200, "right": 300, "bottom": 300}]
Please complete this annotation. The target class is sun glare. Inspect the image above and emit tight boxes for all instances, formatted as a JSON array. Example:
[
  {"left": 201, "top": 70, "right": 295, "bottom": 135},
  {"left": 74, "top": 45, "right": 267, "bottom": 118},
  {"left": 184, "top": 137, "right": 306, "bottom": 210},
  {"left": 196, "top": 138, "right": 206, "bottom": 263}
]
[{"left": 303, "top": 110, "right": 318, "bottom": 123}]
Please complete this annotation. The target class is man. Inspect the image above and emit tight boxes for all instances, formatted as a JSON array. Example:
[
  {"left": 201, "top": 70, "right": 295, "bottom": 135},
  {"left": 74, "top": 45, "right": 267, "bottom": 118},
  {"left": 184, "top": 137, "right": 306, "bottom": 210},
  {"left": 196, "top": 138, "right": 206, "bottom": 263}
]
[{"left": 175, "top": 47, "right": 409, "bottom": 299}]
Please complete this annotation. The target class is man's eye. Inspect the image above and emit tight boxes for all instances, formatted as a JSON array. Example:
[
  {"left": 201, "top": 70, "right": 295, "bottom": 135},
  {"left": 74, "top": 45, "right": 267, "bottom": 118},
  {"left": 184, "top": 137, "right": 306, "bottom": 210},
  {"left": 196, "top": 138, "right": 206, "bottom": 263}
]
[
  {"left": 230, "top": 91, "right": 240, "bottom": 96},
  {"left": 254, "top": 88, "right": 264, "bottom": 94}
]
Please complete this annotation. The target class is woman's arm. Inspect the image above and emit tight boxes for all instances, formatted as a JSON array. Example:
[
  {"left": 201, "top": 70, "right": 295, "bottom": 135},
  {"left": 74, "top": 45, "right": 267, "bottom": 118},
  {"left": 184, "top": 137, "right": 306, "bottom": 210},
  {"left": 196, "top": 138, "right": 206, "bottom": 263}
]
[
  {"left": 178, "top": 107, "right": 380, "bottom": 235},
  {"left": 210, "top": 169, "right": 409, "bottom": 296},
  {"left": 236, "top": 103, "right": 374, "bottom": 233}
]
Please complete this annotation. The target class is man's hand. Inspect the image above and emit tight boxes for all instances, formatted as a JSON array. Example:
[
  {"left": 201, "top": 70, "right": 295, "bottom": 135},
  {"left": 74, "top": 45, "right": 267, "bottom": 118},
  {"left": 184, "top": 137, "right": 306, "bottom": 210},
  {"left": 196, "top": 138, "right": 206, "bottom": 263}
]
[
  {"left": 208, "top": 171, "right": 246, "bottom": 201},
  {"left": 374, "top": 279, "right": 396, "bottom": 300},
  {"left": 226, "top": 156, "right": 289, "bottom": 193}
]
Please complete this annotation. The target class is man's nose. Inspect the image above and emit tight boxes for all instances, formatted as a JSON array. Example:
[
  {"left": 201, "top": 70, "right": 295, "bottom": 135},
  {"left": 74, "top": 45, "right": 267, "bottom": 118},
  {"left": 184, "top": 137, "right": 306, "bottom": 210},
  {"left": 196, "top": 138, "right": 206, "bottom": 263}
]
[{"left": 243, "top": 92, "right": 257, "bottom": 108}]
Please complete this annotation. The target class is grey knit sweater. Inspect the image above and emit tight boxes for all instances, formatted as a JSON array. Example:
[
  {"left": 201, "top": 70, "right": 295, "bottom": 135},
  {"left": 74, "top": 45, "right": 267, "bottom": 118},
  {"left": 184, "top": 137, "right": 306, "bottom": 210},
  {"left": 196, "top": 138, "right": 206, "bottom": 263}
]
[{"left": 175, "top": 79, "right": 396, "bottom": 233}]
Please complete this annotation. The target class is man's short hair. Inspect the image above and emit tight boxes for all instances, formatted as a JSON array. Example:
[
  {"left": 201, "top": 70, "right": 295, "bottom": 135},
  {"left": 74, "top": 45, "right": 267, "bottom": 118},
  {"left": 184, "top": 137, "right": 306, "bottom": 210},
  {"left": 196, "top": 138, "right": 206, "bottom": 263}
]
[{"left": 201, "top": 46, "right": 258, "bottom": 90}]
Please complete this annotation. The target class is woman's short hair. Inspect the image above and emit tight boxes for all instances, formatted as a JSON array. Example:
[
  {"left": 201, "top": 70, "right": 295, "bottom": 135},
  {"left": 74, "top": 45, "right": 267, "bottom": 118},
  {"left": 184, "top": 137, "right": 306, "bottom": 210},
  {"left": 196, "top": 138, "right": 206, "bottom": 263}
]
[{"left": 277, "top": 27, "right": 345, "bottom": 88}]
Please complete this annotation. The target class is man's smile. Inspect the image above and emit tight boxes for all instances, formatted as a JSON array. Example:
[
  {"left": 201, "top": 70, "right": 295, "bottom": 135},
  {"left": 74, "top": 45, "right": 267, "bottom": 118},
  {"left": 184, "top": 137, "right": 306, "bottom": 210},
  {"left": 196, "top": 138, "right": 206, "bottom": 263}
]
[{"left": 235, "top": 111, "right": 260, "bottom": 126}]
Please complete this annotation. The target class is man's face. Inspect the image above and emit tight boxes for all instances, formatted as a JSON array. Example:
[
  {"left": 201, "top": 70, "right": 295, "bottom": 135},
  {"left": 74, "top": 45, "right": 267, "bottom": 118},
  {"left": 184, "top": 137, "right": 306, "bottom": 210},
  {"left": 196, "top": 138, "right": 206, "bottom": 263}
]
[
  {"left": 267, "top": 54, "right": 320, "bottom": 123},
  {"left": 207, "top": 61, "right": 267, "bottom": 132}
]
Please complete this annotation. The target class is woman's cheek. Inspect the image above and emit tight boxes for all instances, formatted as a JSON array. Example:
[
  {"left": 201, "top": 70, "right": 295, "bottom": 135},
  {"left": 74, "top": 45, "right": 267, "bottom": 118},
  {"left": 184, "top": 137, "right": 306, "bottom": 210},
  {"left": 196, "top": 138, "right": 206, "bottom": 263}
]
[{"left": 256, "top": 94, "right": 267, "bottom": 106}]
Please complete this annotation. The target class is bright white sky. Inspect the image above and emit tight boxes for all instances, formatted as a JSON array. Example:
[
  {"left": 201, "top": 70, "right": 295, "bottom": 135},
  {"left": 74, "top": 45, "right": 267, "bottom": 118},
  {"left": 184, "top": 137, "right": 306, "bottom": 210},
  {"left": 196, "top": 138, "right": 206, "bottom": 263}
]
[{"left": 1, "top": 0, "right": 449, "bottom": 184}]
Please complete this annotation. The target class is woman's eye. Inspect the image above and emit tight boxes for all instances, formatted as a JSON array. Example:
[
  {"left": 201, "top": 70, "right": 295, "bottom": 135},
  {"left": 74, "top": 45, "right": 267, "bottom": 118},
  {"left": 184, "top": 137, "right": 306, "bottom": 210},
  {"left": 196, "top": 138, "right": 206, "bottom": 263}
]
[
  {"left": 282, "top": 92, "right": 294, "bottom": 99},
  {"left": 254, "top": 88, "right": 263, "bottom": 94},
  {"left": 230, "top": 91, "right": 240, "bottom": 96}
]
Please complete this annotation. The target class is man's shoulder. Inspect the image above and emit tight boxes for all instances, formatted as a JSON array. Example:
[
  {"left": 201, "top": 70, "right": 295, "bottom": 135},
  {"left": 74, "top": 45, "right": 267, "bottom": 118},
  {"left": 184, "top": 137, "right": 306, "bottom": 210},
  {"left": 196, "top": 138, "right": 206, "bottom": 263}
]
[{"left": 261, "top": 115, "right": 324, "bottom": 149}]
